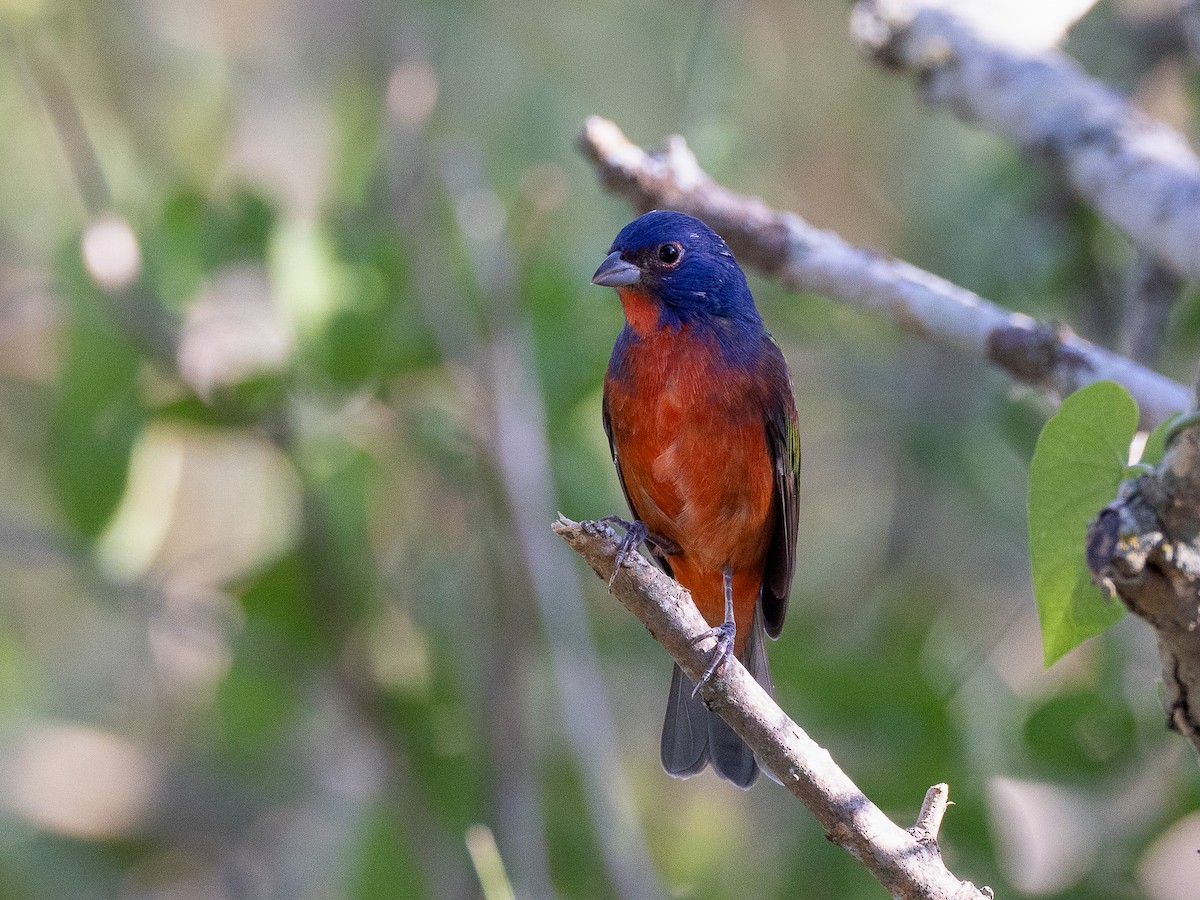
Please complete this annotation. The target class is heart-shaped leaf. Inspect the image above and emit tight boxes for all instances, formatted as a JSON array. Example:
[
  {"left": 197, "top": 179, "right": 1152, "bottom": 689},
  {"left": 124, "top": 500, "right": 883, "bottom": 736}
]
[{"left": 1029, "top": 381, "right": 1133, "bottom": 666}]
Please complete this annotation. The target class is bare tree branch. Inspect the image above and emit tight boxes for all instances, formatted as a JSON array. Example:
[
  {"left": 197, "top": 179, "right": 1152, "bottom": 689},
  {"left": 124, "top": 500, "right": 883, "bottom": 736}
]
[
  {"left": 15, "top": 34, "right": 179, "bottom": 364},
  {"left": 553, "top": 516, "right": 993, "bottom": 900},
  {"left": 579, "top": 116, "right": 1189, "bottom": 428},
  {"left": 843, "top": 0, "right": 1200, "bottom": 764},
  {"left": 13, "top": 34, "right": 112, "bottom": 214},
  {"left": 1087, "top": 416, "right": 1200, "bottom": 760},
  {"left": 851, "top": 0, "right": 1200, "bottom": 285}
]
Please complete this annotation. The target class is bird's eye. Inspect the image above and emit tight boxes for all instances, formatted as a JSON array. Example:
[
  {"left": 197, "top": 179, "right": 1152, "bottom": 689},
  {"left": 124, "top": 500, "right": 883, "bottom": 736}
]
[{"left": 657, "top": 242, "right": 682, "bottom": 265}]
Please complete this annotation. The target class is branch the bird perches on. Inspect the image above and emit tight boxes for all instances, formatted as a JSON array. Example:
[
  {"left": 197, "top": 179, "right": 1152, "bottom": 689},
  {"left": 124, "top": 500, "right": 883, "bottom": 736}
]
[{"left": 553, "top": 516, "right": 992, "bottom": 900}]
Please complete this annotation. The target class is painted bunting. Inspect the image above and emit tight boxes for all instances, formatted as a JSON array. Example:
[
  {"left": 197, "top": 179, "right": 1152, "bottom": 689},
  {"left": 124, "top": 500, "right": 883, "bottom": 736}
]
[{"left": 592, "top": 210, "right": 800, "bottom": 788}]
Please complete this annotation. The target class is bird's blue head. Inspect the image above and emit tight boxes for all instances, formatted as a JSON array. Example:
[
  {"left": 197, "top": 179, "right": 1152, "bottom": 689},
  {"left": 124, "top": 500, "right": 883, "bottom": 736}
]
[{"left": 591, "top": 210, "right": 761, "bottom": 334}]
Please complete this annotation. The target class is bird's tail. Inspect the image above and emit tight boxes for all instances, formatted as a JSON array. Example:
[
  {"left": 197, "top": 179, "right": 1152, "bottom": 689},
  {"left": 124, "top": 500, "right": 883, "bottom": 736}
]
[{"left": 659, "top": 608, "right": 774, "bottom": 789}]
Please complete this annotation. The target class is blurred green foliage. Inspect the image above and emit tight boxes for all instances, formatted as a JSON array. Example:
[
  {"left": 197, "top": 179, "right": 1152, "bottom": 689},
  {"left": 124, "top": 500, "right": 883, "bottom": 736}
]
[{"left": 1, "top": 1, "right": 1199, "bottom": 898}]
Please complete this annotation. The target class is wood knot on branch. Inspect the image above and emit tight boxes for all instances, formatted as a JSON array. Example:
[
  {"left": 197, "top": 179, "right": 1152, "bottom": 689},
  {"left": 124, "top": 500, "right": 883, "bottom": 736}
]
[{"left": 986, "top": 320, "right": 1084, "bottom": 383}]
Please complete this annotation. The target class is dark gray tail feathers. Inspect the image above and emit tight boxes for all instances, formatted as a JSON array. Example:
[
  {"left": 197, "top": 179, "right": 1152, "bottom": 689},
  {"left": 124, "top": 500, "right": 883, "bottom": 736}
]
[
  {"left": 659, "top": 616, "right": 775, "bottom": 789},
  {"left": 660, "top": 663, "right": 712, "bottom": 779}
]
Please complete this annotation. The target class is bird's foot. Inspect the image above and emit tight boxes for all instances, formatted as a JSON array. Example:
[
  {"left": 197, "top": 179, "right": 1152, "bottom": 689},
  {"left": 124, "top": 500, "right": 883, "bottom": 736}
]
[
  {"left": 600, "top": 515, "right": 679, "bottom": 587},
  {"left": 691, "top": 619, "right": 736, "bottom": 696},
  {"left": 692, "top": 566, "right": 736, "bottom": 696}
]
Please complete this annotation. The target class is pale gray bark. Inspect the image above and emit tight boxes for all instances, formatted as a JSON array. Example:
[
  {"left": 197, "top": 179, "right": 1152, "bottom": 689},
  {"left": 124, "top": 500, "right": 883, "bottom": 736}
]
[
  {"left": 853, "top": 0, "right": 1200, "bottom": 284},
  {"left": 554, "top": 516, "right": 993, "bottom": 900}
]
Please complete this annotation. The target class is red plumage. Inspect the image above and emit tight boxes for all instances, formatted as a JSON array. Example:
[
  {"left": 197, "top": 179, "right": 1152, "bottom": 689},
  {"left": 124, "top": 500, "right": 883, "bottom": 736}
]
[{"left": 603, "top": 302, "right": 779, "bottom": 658}]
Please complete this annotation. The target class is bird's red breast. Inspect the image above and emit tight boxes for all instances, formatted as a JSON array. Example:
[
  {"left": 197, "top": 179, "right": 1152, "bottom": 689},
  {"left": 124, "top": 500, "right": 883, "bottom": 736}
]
[{"left": 603, "top": 318, "right": 777, "bottom": 656}]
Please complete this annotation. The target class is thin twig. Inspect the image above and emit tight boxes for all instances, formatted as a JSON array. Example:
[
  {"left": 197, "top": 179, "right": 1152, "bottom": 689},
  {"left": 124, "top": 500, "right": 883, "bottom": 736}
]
[
  {"left": 842, "top": 0, "right": 1200, "bottom": 764},
  {"left": 554, "top": 516, "right": 991, "bottom": 900},
  {"left": 13, "top": 35, "right": 112, "bottom": 214},
  {"left": 579, "top": 116, "right": 1189, "bottom": 428},
  {"left": 14, "top": 32, "right": 178, "bottom": 363},
  {"left": 911, "top": 783, "right": 951, "bottom": 843}
]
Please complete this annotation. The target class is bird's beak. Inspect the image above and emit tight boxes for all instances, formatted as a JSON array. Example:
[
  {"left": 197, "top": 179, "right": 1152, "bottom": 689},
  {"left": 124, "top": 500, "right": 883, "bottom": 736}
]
[{"left": 591, "top": 251, "right": 641, "bottom": 287}]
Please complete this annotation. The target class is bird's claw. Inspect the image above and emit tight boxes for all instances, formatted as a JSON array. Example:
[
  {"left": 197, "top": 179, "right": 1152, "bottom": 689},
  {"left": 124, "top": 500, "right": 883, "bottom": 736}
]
[
  {"left": 692, "top": 620, "right": 736, "bottom": 696},
  {"left": 600, "top": 515, "right": 679, "bottom": 587},
  {"left": 607, "top": 518, "right": 647, "bottom": 587}
]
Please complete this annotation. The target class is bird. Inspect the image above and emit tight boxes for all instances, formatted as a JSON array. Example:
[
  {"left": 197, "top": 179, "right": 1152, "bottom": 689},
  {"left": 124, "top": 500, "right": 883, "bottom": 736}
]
[{"left": 592, "top": 209, "right": 800, "bottom": 788}]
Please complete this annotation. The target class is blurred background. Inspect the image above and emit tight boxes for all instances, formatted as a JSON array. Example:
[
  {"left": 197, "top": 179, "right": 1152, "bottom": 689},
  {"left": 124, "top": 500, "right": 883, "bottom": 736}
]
[{"left": 3, "top": 0, "right": 1200, "bottom": 897}]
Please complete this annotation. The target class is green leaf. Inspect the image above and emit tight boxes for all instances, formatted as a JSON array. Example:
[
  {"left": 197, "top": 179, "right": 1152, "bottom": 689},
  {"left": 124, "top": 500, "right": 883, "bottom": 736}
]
[
  {"left": 49, "top": 249, "right": 146, "bottom": 536},
  {"left": 304, "top": 231, "right": 435, "bottom": 387},
  {"left": 1029, "top": 381, "right": 1132, "bottom": 666},
  {"left": 239, "top": 554, "right": 326, "bottom": 653},
  {"left": 347, "top": 805, "right": 424, "bottom": 900},
  {"left": 144, "top": 188, "right": 276, "bottom": 311},
  {"left": 211, "top": 658, "right": 301, "bottom": 776}
]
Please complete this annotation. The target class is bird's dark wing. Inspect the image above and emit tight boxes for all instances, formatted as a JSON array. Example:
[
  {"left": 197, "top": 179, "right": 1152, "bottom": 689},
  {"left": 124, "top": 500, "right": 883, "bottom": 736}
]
[
  {"left": 760, "top": 341, "right": 800, "bottom": 638},
  {"left": 602, "top": 391, "right": 673, "bottom": 575}
]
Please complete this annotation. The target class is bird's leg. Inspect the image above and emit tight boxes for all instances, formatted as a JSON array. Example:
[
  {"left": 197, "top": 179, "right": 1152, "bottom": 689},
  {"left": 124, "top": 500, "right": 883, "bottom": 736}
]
[
  {"left": 692, "top": 566, "right": 736, "bottom": 696},
  {"left": 600, "top": 515, "right": 680, "bottom": 587}
]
